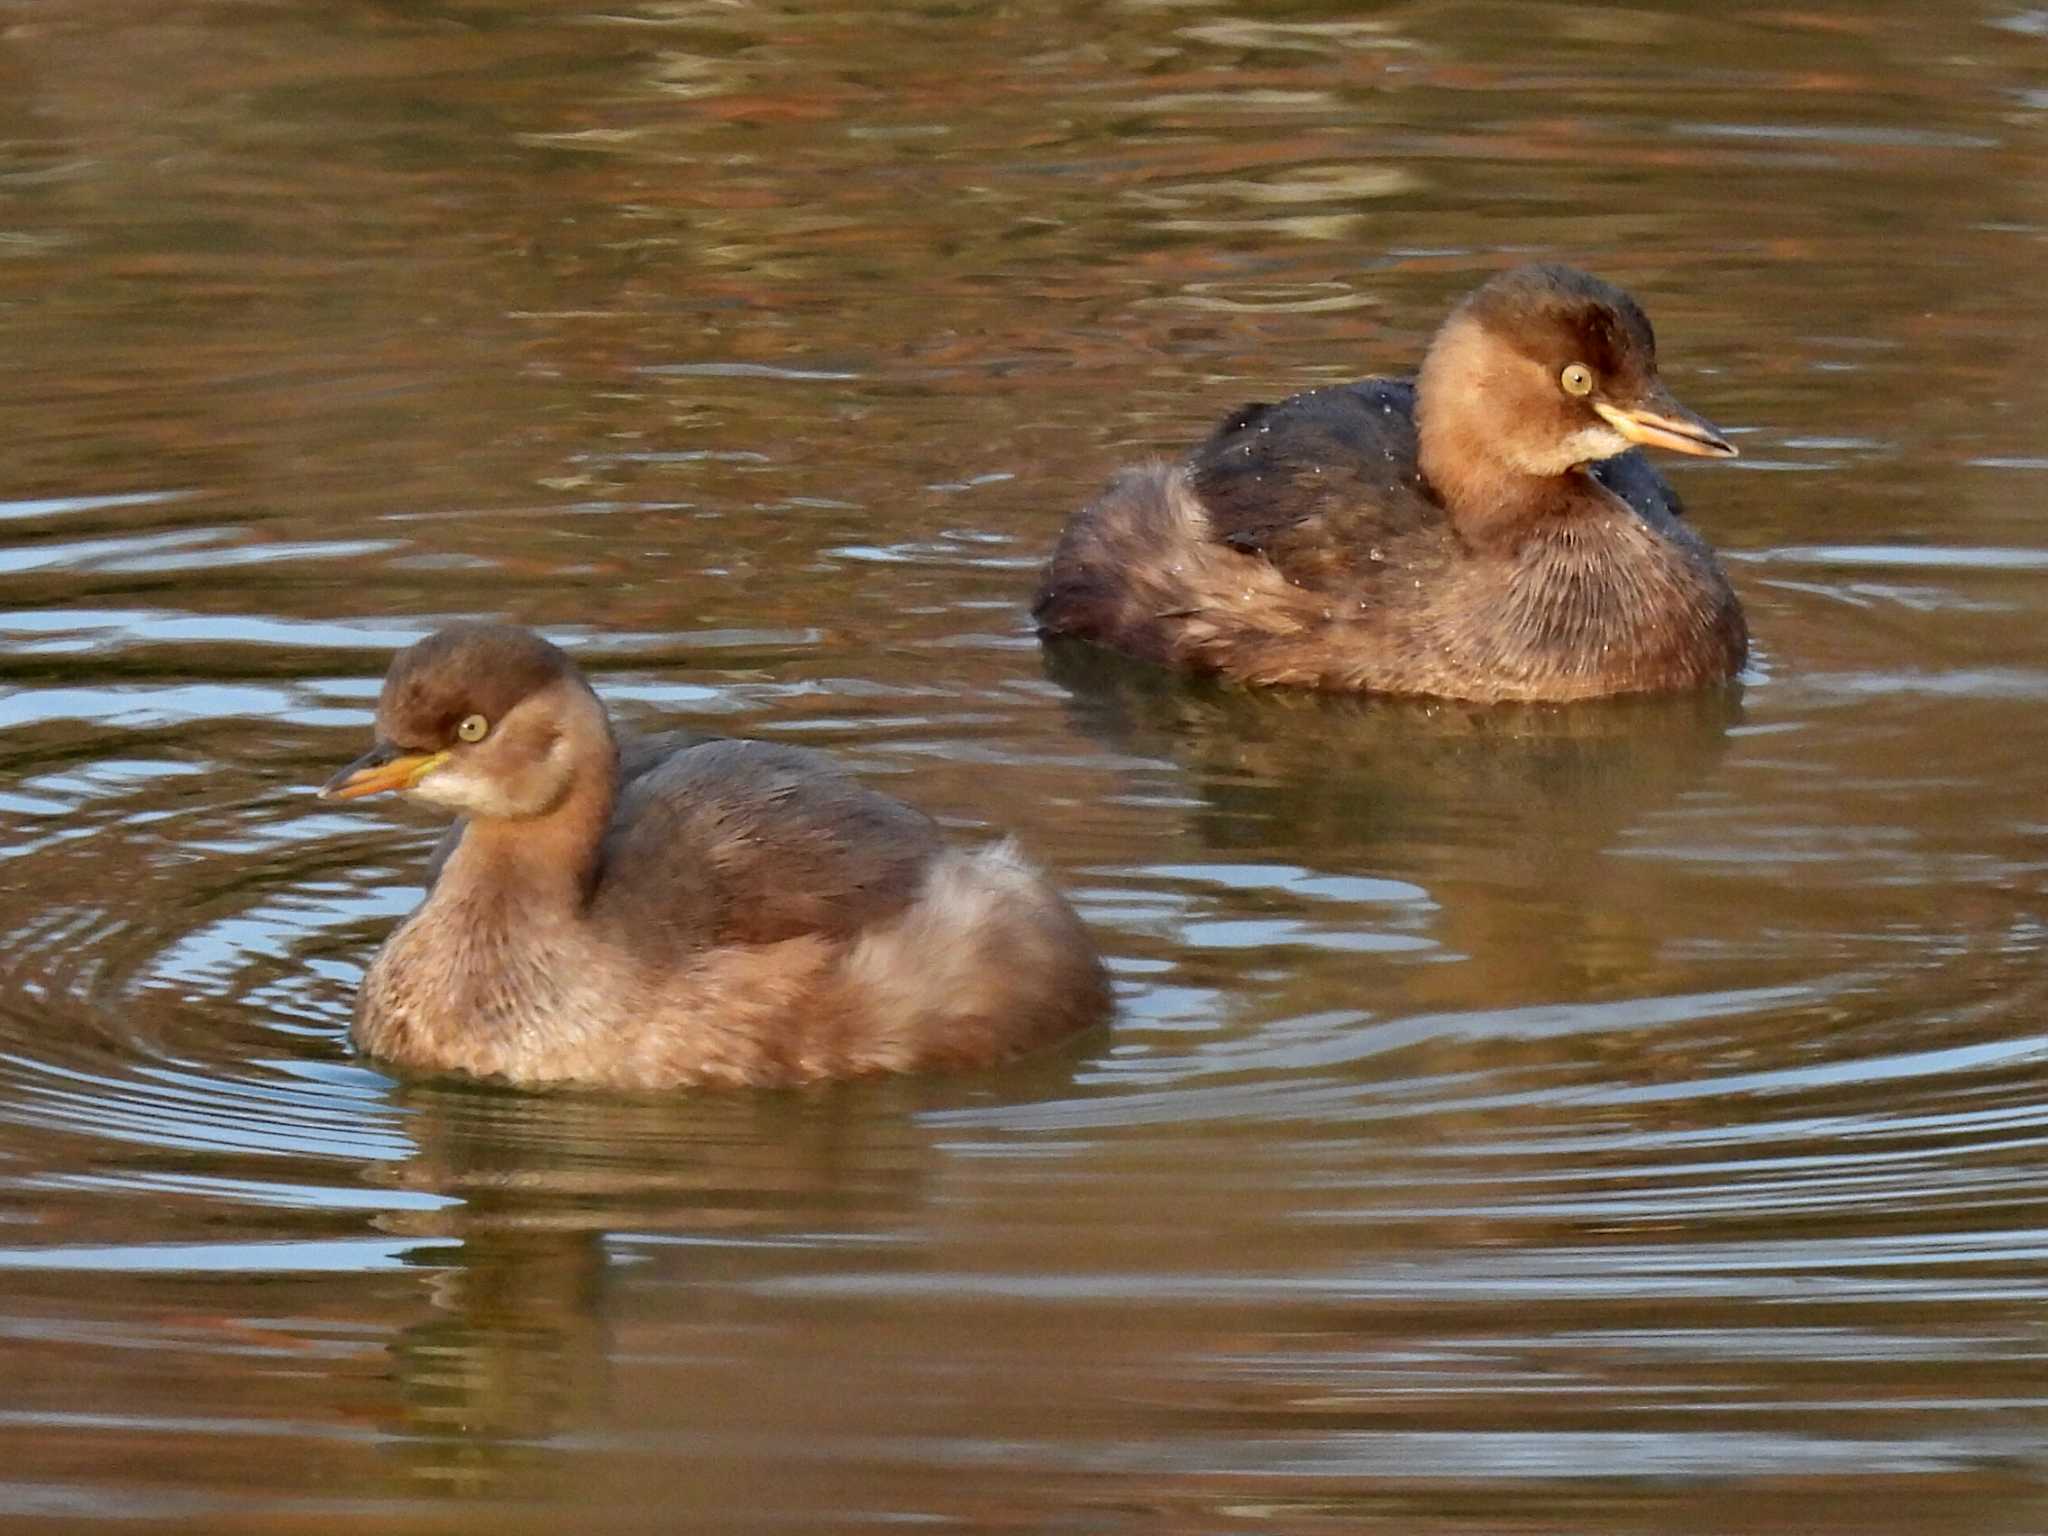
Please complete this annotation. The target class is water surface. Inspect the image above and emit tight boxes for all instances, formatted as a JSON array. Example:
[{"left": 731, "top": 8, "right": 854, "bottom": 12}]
[{"left": 1, "top": 1, "right": 2045, "bottom": 1531}]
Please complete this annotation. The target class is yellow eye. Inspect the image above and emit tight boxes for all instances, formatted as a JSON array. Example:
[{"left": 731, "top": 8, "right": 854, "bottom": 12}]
[
  {"left": 456, "top": 714, "right": 489, "bottom": 743},
  {"left": 1560, "top": 362, "right": 1594, "bottom": 397}
]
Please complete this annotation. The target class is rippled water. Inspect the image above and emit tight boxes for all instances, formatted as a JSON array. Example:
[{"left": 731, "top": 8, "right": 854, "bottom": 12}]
[{"left": 1, "top": 1, "right": 2045, "bottom": 1530}]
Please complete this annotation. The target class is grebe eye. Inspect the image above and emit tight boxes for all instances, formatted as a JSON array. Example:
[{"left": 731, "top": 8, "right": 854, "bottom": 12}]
[
  {"left": 456, "top": 713, "right": 489, "bottom": 743},
  {"left": 1560, "top": 362, "right": 1594, "bottom": 397}
]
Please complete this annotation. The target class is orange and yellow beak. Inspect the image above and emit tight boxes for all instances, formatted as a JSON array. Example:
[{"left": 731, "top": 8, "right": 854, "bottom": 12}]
[
  {"left": 1594, "top": 386, "right": 1737, "bottom": 459},
  {"left": 320, "top": 744, "right": 450, "bottom": 802}
]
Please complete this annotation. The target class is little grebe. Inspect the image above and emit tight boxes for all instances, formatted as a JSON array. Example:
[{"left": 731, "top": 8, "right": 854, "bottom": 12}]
[
  {"left": 1034, "top": 263, "right": 1747, "bottom": 702},
  {"left": 322, "top": 624, "right": 1109, "bottom": 1089}
]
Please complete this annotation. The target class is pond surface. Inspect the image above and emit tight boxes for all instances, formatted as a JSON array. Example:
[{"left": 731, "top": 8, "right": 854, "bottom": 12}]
[{"left": 1, "top": 1, "right": 2045, "bottom": 1530}]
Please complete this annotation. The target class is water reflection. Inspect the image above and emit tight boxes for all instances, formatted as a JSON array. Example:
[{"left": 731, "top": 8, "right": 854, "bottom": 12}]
[
  {"left": 370, "top": 1062, "right": 1107, "bottom": 1500},
  {"left": 1046, "top": 641, "right": 1748, "bottom": 1020}
]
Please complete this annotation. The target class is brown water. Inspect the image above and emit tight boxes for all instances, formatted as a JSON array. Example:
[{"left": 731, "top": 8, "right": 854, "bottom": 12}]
[{"left": 1, "top": 1, "right": 2045, "bottom": 1530}]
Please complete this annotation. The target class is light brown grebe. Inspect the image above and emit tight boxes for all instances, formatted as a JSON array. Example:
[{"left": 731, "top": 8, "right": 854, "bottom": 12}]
[
  {"left": 322, "top": 624, "right": 1109, "bottom": 1089},
  {"left": 1035, "top": 264, "right": 1746, "bottom": 702}
]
